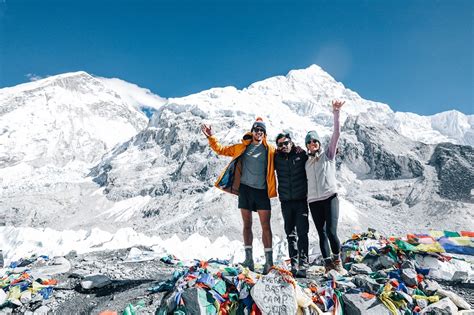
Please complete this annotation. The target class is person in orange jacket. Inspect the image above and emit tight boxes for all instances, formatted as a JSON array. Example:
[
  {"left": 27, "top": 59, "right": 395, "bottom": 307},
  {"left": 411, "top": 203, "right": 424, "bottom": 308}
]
[{"left": 201, "top": 118, "right": 277, "bottom": 274}]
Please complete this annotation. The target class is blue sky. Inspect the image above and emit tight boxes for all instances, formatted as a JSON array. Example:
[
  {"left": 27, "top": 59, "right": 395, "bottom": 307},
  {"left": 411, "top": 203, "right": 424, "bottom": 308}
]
[{"left": 1, "top": 0, "right": 472, "bottom": 115}]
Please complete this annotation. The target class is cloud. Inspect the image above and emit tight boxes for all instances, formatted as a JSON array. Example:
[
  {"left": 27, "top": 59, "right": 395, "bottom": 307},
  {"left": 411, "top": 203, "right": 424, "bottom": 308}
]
[
  {"left": 98, "top": 77, "right": 166, "bottom": 110},
  {"left": 25, "top": 73, "right": 43, "bottom": 81}
]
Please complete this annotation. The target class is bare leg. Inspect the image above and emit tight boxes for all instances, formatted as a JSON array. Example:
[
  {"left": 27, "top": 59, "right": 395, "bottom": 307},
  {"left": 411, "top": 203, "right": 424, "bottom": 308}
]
[
  {"left": 257, "top": 210, "right": 272, "bottom": 248},
  {"left": 240, "top": 209, "right": 253, "bottom": 246}
]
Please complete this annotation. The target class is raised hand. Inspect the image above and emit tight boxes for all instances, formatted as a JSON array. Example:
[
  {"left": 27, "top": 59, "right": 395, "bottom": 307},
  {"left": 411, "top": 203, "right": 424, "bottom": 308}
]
[
  {"left": 332, "top": 100, "right": 345, "bottom": 112},
  {"left": 200, "top": 124, "right": 213, "bottom": 137}
]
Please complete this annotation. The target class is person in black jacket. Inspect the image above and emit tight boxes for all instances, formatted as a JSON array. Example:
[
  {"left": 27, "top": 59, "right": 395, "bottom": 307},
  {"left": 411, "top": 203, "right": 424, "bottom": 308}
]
[{"left": 274, "top": 132, "right": 309, "bottom": 277}]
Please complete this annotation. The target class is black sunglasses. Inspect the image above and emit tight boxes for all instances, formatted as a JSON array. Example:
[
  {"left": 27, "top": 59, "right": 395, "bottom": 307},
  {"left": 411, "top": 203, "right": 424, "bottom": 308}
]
[
  {"left": 306, "top": 139, "right": 319, "bottom": 145},
  {"left": 253, "top": 128, "right": 265, "bottom": 133},
  {"left": 277, "top": 140, "right": 290, "bottom": 148}
]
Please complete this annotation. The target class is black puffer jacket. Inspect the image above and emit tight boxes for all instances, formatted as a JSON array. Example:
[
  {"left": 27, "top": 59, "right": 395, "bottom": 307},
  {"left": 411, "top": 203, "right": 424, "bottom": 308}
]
[{"left": 274, "top": 146, "right": 308, "bottom": 201}]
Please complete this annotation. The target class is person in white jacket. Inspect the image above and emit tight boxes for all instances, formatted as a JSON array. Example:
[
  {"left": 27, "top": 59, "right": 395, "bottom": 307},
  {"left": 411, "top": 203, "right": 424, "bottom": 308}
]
[{"left": 305, "top": 100, "right": 347, "bottom": 275}]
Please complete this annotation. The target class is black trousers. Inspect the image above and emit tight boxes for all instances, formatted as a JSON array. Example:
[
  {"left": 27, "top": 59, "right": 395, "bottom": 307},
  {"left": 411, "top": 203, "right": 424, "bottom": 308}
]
[
  {"left": 309, "top": 194, "right": 341, "bottom": 259},
  {"left": 281, "top": 199, "right": 309, "bottom": 266}
]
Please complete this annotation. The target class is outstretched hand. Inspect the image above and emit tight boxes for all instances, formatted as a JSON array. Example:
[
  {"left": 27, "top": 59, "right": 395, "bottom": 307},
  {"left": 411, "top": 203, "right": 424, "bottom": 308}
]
[
  {"left": 201, "top": 124, "right": 213, "bottom": 137},
  {"left": 332, "top": 100, "right": 345, "bottom": 112}
]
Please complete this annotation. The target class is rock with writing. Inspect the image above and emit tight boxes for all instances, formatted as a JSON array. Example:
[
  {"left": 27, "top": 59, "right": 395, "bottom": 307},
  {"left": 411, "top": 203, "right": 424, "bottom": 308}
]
[{"left": 250, "top": 270, "right": 297, "bottom": 315}]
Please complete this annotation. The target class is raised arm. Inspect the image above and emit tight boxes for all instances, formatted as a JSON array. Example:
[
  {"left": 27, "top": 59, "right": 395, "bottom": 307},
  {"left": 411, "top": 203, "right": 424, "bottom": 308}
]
[
  {"left": 201, "top": 124, "right": 239, "bottom": 157},
  {"left": 326, "top": 100, "right": 344, "bottom": 160}
]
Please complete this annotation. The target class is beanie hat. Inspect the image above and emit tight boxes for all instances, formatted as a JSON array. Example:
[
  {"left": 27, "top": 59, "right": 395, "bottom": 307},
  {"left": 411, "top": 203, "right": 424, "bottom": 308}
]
[
  {"left": 251, "top": 117, "right": 266, "bottom": 134},
  {"left": 275, "top": 131, "right": 291, "bottom": 143},
  {"left": 305, "top": 130, "right": 320, "bottom": 144}
]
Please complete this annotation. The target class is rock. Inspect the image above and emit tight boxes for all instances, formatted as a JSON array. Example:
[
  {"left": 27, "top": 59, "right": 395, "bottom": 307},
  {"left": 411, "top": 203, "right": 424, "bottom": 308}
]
[
  {"left": 65, "top": 250, "right": 78, "bottom": 259},
  {"left": 401, "top": 268, "right": 418, "bottom": 286},
  {"left": 415, "top": 254, "right": 472, "bottom": 281},
  {"left": 401, "top": 260, "right": 416, "bottom": 270},
  {"left": 69, "top": 268, "right": 91, "bottom": 279},
  {"left": 452, "top": 270, "right": 469, "bottom": 283},
  {"left": 352, "top": 275, "right": 383, "bottom": 294},
  {"left": 421, "top": 279, "right": 442, "bottom": 295},
  {"left": 437, "top": 288, "right": 472, "bottom": 310},
  {"left": 81, "top": 274, "right": 112, "bottom": 290},
  {"left": 0, "top": 288, "right": 7, "bottom": 305},
  {"left": 420, "top": 297, "right": 458, "bottom": 314},
  {"left": 342, "top": 293, "right": 391, "bottom": 315},
  {"left": 350, "top": 263, "right": 373, "bottom": 274},
  {"left": 378, "top": 255, "right": 397, "bottom": 269},
  {"left": 33, "top": 306, "right": 50, "bottom": 315},
  {"left": 429, "top": 143, "right": 474, "bottom": 202},
  {"left": 250, "top": 270, "right": 297, "bottom": 315},
  {"left": 416, "top": 298, "right": 428, "bottom": 309},
  {"left": 31, "top": 257, "right": 71, "bottom": 278}
]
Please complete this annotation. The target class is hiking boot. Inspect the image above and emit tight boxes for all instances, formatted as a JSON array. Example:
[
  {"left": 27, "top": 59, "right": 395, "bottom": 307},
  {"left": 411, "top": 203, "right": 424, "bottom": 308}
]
[
  {"left": 296, "top": 255, "right": 308, "bottom": 278},
  {"left": 295, "top": 268, "right": 307, "bottom": 278},
  {"left": 333, "top": 258, "right": 348, "bottom": 276},
  {"left": 241, "top": 247, "right": 254, "bottom": 271},
  {"left": 290, "top": 263, "right": 298, "bottom": 277},
  {"left": 263, "top": 249, "right": 273, "bottom": 275},
  {"left": 324, "top": 261, "right": 334, "bottom": 274}
]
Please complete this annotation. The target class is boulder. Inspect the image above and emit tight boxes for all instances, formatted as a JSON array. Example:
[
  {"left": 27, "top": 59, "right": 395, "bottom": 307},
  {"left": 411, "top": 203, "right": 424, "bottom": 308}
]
[
  {"left": 342, "top": 293, "right": 391, "bottom": 315},
  {"left": 81, "top": 274, "right": 112, "bottom": 290},
  {"left": 420, "top": 297, "right": 458, "bottom": 315}
]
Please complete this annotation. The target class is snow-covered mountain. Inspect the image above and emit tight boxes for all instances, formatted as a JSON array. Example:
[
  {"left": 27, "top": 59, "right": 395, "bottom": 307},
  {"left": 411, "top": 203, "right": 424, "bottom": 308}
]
[
  {"left": 0, "top": 66, "right": 472, "bottom": 245},
  {"left": 0, "top": 71, "right": 163, "bottom": 228}
]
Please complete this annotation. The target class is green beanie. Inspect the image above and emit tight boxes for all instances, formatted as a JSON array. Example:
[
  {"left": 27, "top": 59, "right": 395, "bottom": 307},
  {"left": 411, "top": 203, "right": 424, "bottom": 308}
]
[{"left": 305, "top": 130, "right": 320, "bottom": 144}]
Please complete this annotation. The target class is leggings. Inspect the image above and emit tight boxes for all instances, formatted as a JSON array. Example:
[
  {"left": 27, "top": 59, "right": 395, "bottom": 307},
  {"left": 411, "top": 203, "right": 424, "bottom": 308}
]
[{"left": 309, "top": 194, "right": 341, "bottom": 259}]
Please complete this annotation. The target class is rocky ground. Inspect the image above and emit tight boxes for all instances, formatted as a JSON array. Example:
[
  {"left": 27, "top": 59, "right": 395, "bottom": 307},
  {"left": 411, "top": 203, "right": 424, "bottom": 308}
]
[{"left": 1, "top": 246, "right": 472, "bottom": 314}]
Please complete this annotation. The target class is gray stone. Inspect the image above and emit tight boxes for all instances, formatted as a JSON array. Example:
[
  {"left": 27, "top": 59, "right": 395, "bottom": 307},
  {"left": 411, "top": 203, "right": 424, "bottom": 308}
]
[
  {"left": 350, "top": 263, "right": 373, "bottom": 275},
  {"left": 352, "top": 275, "right": 383, "bottom": 294},
  {"left": 80, "top": 274, "right": 112, "bottom": 290},
  {"left": 421, "top": 279, "right": 442, "bottom": 296},
  {"left": 401, "top": 268, "right": 418, "bottom": 286},
  {"left": 401, "top": 260, "right": 416, "bottom": 270},
  {"left": 452, "top": 270, "right": 469, "bottom": 283},
  {"left": 251, "top": 270, "right": 298, "bottom": 315},
  {"left": 342, "top": 293, "right": 391, "bottom": 315},
  {"left": 429, "top": 143, "right": 474, "bottom": 202},
  {"left": 69, "top": 268, "right": 90, "bottom": 279},
  {"left": 420, "top": 297, "right": 458, "bottom": 314},
  {"left": 416, "top": 298, "right": 428, "bottom": 309},
  {"left": 378, "top": 255, "right": 397, "bottom": 269},
  {"left": 33, "top": 306, "right": 50, "bottom": 315}
]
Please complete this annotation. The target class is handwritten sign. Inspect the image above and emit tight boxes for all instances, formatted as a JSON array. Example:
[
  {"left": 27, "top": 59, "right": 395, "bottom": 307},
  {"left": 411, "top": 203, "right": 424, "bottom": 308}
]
[{"left": 250, "top": 270, "right": 297, "bottom": 315}]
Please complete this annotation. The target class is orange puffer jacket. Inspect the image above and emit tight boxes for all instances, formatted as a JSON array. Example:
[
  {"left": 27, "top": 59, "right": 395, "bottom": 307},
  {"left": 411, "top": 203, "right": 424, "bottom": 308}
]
[{"left": 207, "top": 132, "right": 277, "bottom": 198}]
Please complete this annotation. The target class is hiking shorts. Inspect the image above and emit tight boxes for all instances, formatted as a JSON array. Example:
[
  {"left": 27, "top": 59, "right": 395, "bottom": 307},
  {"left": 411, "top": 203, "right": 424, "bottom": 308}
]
[{"left": 238, "top": 184, "right": 271, "bottom": 212}]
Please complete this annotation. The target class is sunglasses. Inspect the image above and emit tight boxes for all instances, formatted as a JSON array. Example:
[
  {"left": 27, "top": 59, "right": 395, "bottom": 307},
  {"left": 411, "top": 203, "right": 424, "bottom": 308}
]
[
  {"left": 253, "top": 128, "right": 265, "bottom": 133},
  {"left": 306, "top": 139, "right": 319, "bottom": 145},
  {"left": 277, "top": 140, "right": 290, "bottom": 148}
]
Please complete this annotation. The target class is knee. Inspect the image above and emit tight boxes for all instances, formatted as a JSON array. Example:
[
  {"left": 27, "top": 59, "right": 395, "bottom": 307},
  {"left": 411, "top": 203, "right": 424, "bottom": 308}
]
[{"left": 327, "top": 229, "right": 338, "bottom": 240}]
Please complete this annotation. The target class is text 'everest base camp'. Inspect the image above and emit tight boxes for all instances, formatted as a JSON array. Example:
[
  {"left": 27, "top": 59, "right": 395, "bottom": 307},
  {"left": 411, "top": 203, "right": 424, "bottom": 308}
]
[{"left": 0, "top": 65, "right": 473, "bottom": 314}]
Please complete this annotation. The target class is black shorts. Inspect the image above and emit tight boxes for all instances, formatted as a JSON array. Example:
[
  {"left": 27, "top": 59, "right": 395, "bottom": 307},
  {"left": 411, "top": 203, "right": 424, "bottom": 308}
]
[{"left": 238, "top": 184, "right": 271, "bottom": 212}]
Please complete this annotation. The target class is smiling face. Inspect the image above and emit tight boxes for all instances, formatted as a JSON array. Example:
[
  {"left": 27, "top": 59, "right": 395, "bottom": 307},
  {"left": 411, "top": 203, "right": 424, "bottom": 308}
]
[
  {"left": 252, "top": 127, "right": 265, "bottom": 142},
  {"left": 277, "top": 137, "right": 292, "bottom": 153},
  {"left": 306, "top": 138, "right": 320, "bottom": 153}
]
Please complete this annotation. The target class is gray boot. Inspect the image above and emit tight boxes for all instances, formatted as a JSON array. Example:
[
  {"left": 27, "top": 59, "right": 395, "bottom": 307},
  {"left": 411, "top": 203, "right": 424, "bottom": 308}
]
[
  {"left": 263, "top": 249, "right": 273, "bottom": 275},
  {"left": 241, "top": 247, "right": 254, "bottom": 271},
  {"left": 296, "top": 254, "right": 308, "bottom": 278}
]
